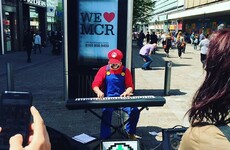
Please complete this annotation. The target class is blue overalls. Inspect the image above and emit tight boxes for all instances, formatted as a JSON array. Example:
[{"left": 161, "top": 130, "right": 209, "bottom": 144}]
[{"left": 100, "top": 65, "right": 140, "bottom": 139}]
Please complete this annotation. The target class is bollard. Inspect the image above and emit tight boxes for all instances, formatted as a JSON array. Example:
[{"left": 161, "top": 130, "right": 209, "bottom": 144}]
[
  {"left": 164, "top": 61, "right": 172, "bottom": 96},
  {"left": 6, "top": 63, "right": 14, "bottom": 91}
]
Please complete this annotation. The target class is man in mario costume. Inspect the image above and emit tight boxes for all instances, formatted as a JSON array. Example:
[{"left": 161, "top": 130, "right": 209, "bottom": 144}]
[{"left": 92, "top": 49, "right": 140, "bottom": 139}]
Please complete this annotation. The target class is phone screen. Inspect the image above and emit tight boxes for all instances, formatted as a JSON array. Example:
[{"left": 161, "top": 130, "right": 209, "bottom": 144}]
[{"left": 0, "top": 91, "right": 32, "bottom": 149}]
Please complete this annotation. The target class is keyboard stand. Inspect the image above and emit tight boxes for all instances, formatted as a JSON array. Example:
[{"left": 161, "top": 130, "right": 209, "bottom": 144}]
[{"left": 85, "top": 106, "right": 148, "bottom": 139}]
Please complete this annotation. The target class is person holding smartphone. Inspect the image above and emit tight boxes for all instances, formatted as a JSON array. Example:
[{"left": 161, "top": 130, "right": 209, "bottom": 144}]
[{"left": 0, "top": 106, "right": 51, "bottom": 150}]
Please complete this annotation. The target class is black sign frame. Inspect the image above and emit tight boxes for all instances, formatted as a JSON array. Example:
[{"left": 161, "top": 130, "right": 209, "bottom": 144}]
[{"left": 65, "top": 0, "right": 128, "bottom": 98}]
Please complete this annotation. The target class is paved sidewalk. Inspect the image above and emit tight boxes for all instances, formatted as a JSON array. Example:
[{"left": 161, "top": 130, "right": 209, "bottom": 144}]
[
  {"left": 131, "top": 43, "right": 205, "bottom": 149},
  {"left": 0, "top": 43, "right": 205, "bottom": 150},
  {"left": 0, "top": 45, "right": 60, "bottom": 76}
]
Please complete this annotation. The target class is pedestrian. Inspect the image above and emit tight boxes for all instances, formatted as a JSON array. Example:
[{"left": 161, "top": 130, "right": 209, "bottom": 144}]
[
  {"left": 146, "top": 31, "right": 150, "bottom": 44},
  {"left": 150, "top": 32, "right": 158, "bottom": 44},
  {"left": 161, "top": 32, "right": 166, "bottom": 47},
  {"left": 34, "top": 32, "right": 42, "bottom": 54},
  {"left": 162, "top": 33, "right": 172, "bottom": 57},
  {"left": 193, "top": 35, "right": 199, "bottom": 50},
  {"left": 190, "top": 32, "right": 195, "bottom": 45},
  {"left": 23, "top": 29, "right": 33, "bottom": 63},
  {"left": 176, "top": 31, "right": 185, "bottom": 58},
  {"left": 217, "top": 23, "right": 224, "bottom": 30},
  {"left": 92, "top": 49, "right": 140, "bottom": 140},
  {"left": 137, "top": 31, "right": 145, "bottom": 49},
  {"left": 199, "top": 31, "right": 205, "bottom": 44},
  {"left": 139, "top": 43, "right": 156, "bottom": 70},
  {"left": 52, "top": 31, "right": 63, "bottom": 55},
  {"left": 198, "top": 34, "right": 210, "bottom": 68},
  {"left": 179, "top": 29, "right": 230, "bottom": 150}
]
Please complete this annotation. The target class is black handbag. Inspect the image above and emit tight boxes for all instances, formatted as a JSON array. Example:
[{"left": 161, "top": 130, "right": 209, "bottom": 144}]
[{"left": 217, "top": 125, "right": 230, "bottom": 141}]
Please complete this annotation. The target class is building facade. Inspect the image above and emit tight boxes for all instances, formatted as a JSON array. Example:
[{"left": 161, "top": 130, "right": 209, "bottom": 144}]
[
  {"left": 169, "top": 0, "right": 230, "bottom": 35},
  {"left": 149, "top": 0, "right": 230, "bottom": 35},
  {"left": 149, "top": 0, "right": 184, "bottom": 33},
  {"left": 0, "top": 0, "right": 47, "bottom": 54}
]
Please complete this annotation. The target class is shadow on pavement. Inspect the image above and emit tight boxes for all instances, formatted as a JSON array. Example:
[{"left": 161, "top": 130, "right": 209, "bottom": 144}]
[
  {"left": 171, "top": 62, "right": 191, "bottom": 67},
  {"left": 134, "top": 89, "right": 187, "bottom": 96}
]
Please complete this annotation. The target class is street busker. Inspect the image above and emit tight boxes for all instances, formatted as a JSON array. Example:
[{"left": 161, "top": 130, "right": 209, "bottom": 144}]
[{"left": 92, "top": 49, "right": 140, "bottom": 140}]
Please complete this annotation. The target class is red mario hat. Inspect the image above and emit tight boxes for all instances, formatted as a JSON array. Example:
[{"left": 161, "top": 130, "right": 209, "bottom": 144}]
[{"left": 108, "top": 49, "right": 123, "bottom": 64}]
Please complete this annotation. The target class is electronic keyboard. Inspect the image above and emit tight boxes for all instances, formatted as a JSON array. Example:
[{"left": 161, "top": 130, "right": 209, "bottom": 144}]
[{"left": 65, "top": 95, "right": 166, "bottom": 109}]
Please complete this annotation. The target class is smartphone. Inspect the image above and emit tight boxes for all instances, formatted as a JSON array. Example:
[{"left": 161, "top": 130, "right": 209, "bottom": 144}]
[{"left": 0, "top": 91, "right": 33, "bottom": 149}]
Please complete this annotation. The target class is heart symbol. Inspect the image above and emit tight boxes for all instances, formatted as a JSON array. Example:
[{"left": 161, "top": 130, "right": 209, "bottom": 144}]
[
  {"left": 50, "top": 8, "right": 53, "bottom": 12},
  {"left": 103, "top": 12, "right": 115, "bottom": 23}
]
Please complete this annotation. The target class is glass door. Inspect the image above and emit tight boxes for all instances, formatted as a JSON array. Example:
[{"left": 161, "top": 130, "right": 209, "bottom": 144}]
[{"left": 4, "top": 12, "right": 11, "bottom": 51}]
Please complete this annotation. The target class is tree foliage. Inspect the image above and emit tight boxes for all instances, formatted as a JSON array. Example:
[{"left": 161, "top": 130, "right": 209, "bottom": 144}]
[{"left": 133, "top": 0, "right": 155, "bottom": 26}]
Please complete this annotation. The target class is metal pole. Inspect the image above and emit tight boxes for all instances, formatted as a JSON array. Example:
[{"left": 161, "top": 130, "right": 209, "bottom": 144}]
[
  {"left": 6, "top": 63, "right": 14, "bottom": 91},
  {"left": 63, "top": 0, "right": 69, "bottom": 101},
  {"left": 126, "top": 0, "right": 133, "bottom": 69},
  {"left": 164, "top": 61, "right": 172, "bottom": 96},
  {"left": 0, "top": 0, "right": 5, "bottom": 54}
]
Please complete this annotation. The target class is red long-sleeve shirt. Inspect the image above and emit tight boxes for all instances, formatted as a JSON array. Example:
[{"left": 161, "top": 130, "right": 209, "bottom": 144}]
[{"left": 92, "top": 65, "right": 134, "bottom": 90}]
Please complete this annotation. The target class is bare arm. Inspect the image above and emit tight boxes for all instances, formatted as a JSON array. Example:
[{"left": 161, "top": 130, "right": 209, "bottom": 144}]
[
  {"left": 120, "top": 87, "right": 133, "bottom": 97},
  {"left": 93, "top": 86, "right": 104, "bottom": 98}
]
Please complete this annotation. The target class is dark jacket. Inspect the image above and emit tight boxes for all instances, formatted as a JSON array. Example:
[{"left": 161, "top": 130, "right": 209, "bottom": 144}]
[{"left": 23, "top": 32, "right": 33, "bottom": 49}]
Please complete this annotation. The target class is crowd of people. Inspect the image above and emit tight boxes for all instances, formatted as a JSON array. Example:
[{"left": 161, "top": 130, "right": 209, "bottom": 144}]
[
  {"left": 23, "top": 30, "right": 63, "bottom": 63},
  {"left": 133, "top": 28, "right": 215, "bottom": 69}
]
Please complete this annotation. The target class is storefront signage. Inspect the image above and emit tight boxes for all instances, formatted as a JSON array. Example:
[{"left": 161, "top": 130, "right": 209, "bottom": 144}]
[
  {"left": 169, "top": 25, "right": 176, "bottom": 30},
  {"left": 24, "top": 0, "right": 47, "bottom": 7}
]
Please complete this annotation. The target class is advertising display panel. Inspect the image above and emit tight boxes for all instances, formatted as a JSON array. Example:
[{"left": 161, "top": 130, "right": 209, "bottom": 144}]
[
  {"left": 65, "top": 0, "right": 128, "bottom": 98},
  {"left": 78, "top": 0, "right": 118, "bottom": 65}
]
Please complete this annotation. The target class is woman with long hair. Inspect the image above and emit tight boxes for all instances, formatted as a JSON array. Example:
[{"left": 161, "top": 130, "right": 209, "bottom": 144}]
[
  {"left": 176, "top": 32, "right": 185, "bottom": 58},
  {"left": 179, "top": 29, "right": 230, "bottom": 149},
  {"left": 162, "top": 33, "right": 172, "bottom": 57}
]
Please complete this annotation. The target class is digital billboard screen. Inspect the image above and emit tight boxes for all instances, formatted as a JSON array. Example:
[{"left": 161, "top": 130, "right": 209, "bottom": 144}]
[{"left": 78, "top": 0, "right": 118, "bottom": 65}]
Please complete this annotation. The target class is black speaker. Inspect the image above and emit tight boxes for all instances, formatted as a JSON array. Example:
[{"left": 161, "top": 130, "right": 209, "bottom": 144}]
[{"left": 162, "top": 125, "right": 187, "bottom": 150}]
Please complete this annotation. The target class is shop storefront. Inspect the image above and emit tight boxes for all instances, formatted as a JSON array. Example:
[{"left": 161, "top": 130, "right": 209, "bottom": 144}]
[
  {"left": 0, "top": 0, "right": 17, "bottom": 54},
  {"left": 0, "top": 0, "right": 47, "bottom": 54},
  {"left": 183, "top": 14, "right": 230, "bottom": 35},
  {"left": 21, "top": 0, "right": 47, "bottom": 50}
]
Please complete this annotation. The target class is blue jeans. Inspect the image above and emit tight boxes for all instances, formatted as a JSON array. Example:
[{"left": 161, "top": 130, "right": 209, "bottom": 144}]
[
  {"left": 100, "top": 107, "right": 140, "bottom": 139},
  {"left": 140, "top": 54, "right": 153, "bottom": 69}
]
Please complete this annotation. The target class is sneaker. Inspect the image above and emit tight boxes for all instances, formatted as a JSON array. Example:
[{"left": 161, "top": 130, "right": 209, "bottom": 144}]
[
  {"left": 128, "top": 134, "right": 136, "bottom": 140},
  {"left": 127, "top": 133, "right": 141, "bottom": 140}
]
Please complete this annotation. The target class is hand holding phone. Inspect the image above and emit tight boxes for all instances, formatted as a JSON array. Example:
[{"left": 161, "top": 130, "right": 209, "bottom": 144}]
[
  {"left": 9, "top": 106, "right": 51, "bottom": 150},
  {"left": 0, "top": 91, "right": 32, "bottom": 149}
]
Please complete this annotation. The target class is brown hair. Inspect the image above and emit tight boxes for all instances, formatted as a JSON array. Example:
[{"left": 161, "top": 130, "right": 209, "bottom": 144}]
[{"left": 187, "top": 29, "right": 230, "bottom": 126}]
